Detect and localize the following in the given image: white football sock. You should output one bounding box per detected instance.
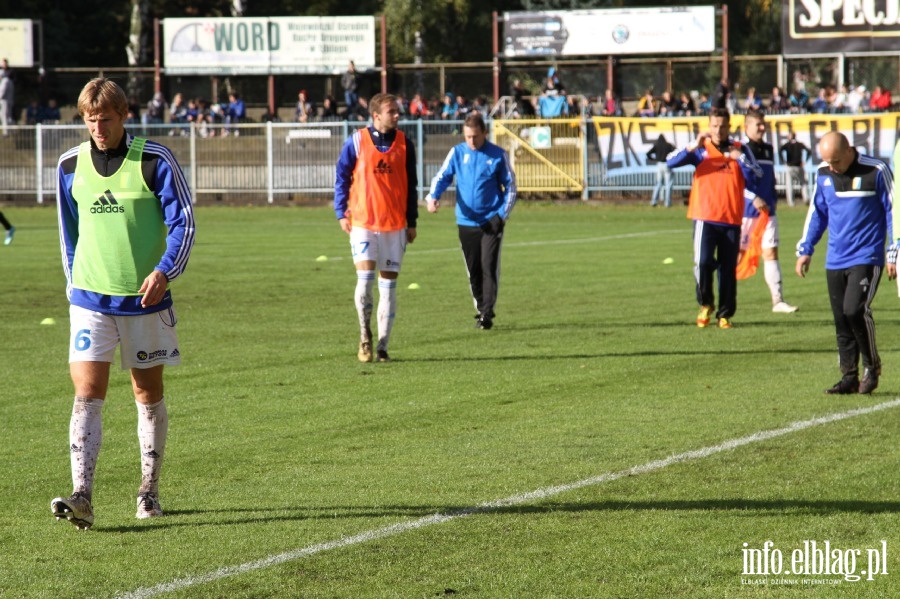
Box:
[764,259,784,305]
[377,277,397,352]
[355,270,375,340]
[136,398,168,496]
[70,396,104,500]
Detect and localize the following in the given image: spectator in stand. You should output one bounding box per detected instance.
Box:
[511,79,535,117]
[409,93,430,119]
[196,98,216,137]
[538,85,568,118]
[792,70,809,95]
[472,95,489,119]
[126,96,141,125]
[169,93,187,132]
[547,66,562,89]
[320,95,338,121]
[24,99,41,125]
[657,90,677,117]
[675,92,696,116]
[427,97,442,117]
[0,58,14,136]
[601,89,622,116]
[351,96,369,122]
[869,84,892,111]
[822,85,838,112]
[296,89,313,123]
[224,92,245,135]
[440,92,458,120]
[395,94,409,117]
[341,60,359,113]
[811,88,829,113]
[637,89,656,117]
[789,87,809,113]
[743,86,762,112]
[184,97,200,128]
[456,94,472,118]
[542,73,565,97]
[142,92,167,127]
[712,77,730,110]
[832,84,849,113]
[581,96,597,117]
[847,85,866,113]
[768,87,790,113]
[697,93,712,115]
[43,98,61,123]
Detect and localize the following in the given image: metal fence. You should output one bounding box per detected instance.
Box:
[0,115,866,204]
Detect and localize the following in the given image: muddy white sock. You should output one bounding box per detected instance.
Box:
[70,396,104,500]
[136,398,168,496]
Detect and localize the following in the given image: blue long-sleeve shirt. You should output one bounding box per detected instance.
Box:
[56,133,195,315]
[428,140,517,227]
[743,139,777,217]
[333,126,418,228]
[796,151,894,269]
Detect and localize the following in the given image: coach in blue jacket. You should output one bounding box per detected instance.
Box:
[427,113,517,329]
[796,131,897,395]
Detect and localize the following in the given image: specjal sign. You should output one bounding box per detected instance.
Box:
[783,0,900,54]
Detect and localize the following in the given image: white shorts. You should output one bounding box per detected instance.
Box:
[350,227,407,272]
[740,214,779,251]
[69,305,181,370]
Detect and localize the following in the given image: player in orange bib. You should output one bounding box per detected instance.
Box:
[667,107,762,329]
[334,93,419,362]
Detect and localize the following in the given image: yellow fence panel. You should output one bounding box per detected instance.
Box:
[493,119,584,193]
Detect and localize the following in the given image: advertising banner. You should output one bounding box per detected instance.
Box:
[503,7,715,57]
[592,113,900,175]
[783,0,900,54]
[163,16,375,75]
[0,19,34,67]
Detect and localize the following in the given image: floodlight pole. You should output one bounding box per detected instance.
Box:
[492,11,500,104]
[380,15,388,93]
[607,56,614,93]
[154,18,161,93]
[721,4,728,82]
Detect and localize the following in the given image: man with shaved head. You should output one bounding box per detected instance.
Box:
[796,131,897,395]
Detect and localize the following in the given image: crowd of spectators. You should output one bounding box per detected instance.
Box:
[624,77,895,119]
[4,66,898,132]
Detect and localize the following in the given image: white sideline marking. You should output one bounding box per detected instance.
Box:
[316,229,685,261]
[117,398,900,598]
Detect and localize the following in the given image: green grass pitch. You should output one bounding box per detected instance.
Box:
[0,202,897,598]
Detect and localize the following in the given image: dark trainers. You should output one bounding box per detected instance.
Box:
[475,313,494,330]
[51,492,94,530]
[825,378,859,395]
[859,370,879,394]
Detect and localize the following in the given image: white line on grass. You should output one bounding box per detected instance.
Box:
[116,398,900,598]
[316,229,685,261]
